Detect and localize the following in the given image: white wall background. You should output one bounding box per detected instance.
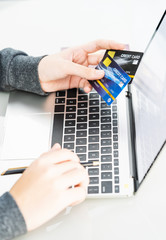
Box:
[0,0,165,56]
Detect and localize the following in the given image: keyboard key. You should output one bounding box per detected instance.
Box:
[65,120,75,127]
[89,107,99,113]
[67,88,77,98]
[88,168,99,175]
[67,99,76,105]
[113,151,119,158]
[78,102,87,108]
[112,105,117,111]
[65,128,75,134]
[113,127,118,134]
[89,136,99,142]
[89,100,99,106]
[88,152,99,159]
[114,159,119,166]
[114,167,119,175]
[55,98,65,104]
[55,105,65,113]
[88,144,99,151]
[101,163,112,171]
[113,120,118,126]
[89,114,99,120]
[114,176,119,184]
[88,186,99,194]
[64,135,75,142]
[89,128,99,135]
[101,124,111,131]
[77,116,87,122]
[101,139,112,146]
[78,95,88,101]
[101,109,111,116]
[56,91,65,97]
[77,154,86,161]
[76,138,87,145]
[76,146,86,153]
[89,93,99,98]
[101,117,111,123]
[101,131,111,138]
[115,185,120,193]
[112,113,118,119]
[101,102,111,108]
[101,147,112,154]
[77,109,87,115]
[101,155,112,162]
[101,172,112,179]
[66,106,76,112]
[64,143,74,149]
[89,177,99,184]
[52,114,64,147]
[66,113,76,119]
[76,131,87,137]
[113,135,118,141]
[89,121,99,128]
[113,142,118,149]
[101,181,112,193]
[77,123,87,130]
[78,88,86,94]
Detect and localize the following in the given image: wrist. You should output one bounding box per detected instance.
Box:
[38,55,49,89]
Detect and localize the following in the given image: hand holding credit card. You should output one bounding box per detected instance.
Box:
[89,49,143,105]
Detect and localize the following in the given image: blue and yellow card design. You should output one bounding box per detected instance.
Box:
[89,54,131,105]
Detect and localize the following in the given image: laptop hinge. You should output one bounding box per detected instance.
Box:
[125,85,139,192]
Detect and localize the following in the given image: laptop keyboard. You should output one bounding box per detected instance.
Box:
[52,88,120,195]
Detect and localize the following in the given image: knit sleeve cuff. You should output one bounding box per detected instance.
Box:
[0,192,27,239]
[8,53,47,96]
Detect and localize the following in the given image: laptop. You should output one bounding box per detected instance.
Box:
[1,11,166,197]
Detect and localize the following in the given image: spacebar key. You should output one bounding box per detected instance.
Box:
[52,114,64,147]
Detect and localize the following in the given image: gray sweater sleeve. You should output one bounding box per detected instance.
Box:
[0,48,48,239]
[0,48,47,95]
[0,192,27,240]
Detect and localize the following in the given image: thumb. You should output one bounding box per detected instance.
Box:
[67,61,104,80]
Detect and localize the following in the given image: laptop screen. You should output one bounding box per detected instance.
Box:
[132,11,166,184]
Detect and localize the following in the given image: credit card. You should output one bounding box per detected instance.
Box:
[106,50,143,80]
[89,55,131,105]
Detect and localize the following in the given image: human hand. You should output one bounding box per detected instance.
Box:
[10,144,89,231]
[38,39,125,93]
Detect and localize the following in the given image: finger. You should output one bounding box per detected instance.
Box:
[84,84,93,93]
[81,39,125,54]
[87,52,104,65]
[41,149,80,164]
[60,168,89,190]
[51,143,61,151]
[64,187,86,206]
[77,78,92,93]
[67,61,104,80]
[83,81,93,93]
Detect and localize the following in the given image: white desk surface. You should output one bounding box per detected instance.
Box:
[0,0,166,239]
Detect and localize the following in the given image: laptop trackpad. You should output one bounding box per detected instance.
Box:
[2,114,52,160]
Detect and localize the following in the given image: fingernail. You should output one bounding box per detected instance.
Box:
[84,86,91,93]
[54,143,61,150]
